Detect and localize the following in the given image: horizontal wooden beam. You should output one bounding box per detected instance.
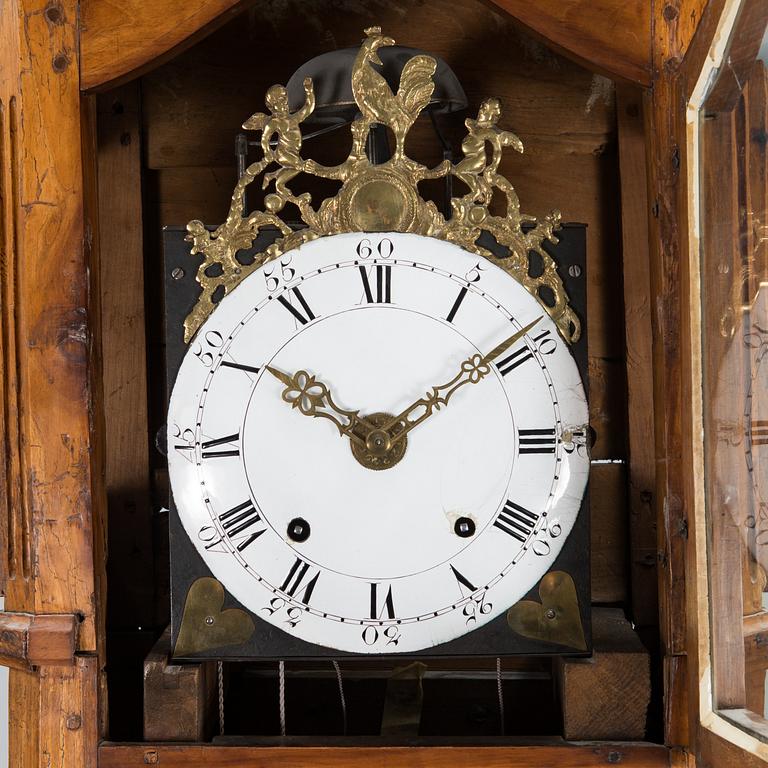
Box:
[99,743,670,767]
[483,0,651,85]
[0,612,78,670]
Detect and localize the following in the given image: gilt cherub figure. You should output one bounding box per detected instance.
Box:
[454,97,524,216]
[242,78,315,210]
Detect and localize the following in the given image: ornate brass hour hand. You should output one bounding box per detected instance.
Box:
[265,366,378,448]
[382,316,543,445]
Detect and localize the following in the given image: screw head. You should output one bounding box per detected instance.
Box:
[454,517,476,538]
[288,517,310,542]
[171,267,185,280]
[568,264,582,278]
[205,615,215,626]
[545,608,557,620]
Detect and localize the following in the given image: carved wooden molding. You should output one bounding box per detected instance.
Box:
[0,612,78,670]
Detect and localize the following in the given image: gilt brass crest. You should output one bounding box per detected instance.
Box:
[184,26,580,344]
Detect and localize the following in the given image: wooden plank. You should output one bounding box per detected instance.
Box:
[99,743,672,768]
[79,0,251,91]
[141,2,615,171]
[143,628,217,741]
[616,86,658,628]
[96,84,155,629]
[9,656,99,768]
[555,608,650,740]
[644,0,712,749]
[483,0,652,86]
[590,463,628,603]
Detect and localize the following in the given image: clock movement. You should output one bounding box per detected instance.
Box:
[164,26,591,660]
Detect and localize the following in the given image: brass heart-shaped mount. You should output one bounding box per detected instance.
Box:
[174,577,255,656]
[507,571,587,651]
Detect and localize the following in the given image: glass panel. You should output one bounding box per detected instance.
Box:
[701,5,768,741]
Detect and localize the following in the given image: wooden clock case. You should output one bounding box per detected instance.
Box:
[0,0,762,766]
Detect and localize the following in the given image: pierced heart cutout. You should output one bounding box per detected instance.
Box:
[507,571,587,651]
[174,577,255,656]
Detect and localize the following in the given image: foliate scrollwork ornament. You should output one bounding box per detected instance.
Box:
[184,26,580,344]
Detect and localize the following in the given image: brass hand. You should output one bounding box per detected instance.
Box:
[265,366,379,449]
[382,316,543,445]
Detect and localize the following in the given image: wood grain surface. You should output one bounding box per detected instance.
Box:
[484,0,651,85]
[99,742,671,768]
[80,0,251,91]
[0,0,103,764]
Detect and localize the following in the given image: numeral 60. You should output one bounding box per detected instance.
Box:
[356,238,394,259]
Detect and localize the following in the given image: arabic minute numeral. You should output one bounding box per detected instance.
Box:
[264,255,296,292]
[193,330,223,367]
[356,237,394,260]
[362,624,401,647]
[463,591,492,625]
[532,517,563,557]
[495,328,556,376]
[262,597,303,628]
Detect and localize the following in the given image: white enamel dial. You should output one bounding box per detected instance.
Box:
[168,232,589,653]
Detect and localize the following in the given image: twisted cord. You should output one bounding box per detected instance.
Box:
[278,660,287,736]
[496,657,505,736]
[332,661,348,735]
[217,661,225,736]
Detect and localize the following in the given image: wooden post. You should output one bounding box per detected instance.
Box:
[143,628,217,742]
[555,608,651,740]
[0,0,104,764]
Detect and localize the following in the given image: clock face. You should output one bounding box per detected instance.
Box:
[168,232,589,654]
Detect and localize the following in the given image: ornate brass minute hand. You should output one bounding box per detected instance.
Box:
[382,316,543,446]
[265,366,379,448]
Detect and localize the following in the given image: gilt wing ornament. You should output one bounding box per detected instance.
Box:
[184,26,580,344]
